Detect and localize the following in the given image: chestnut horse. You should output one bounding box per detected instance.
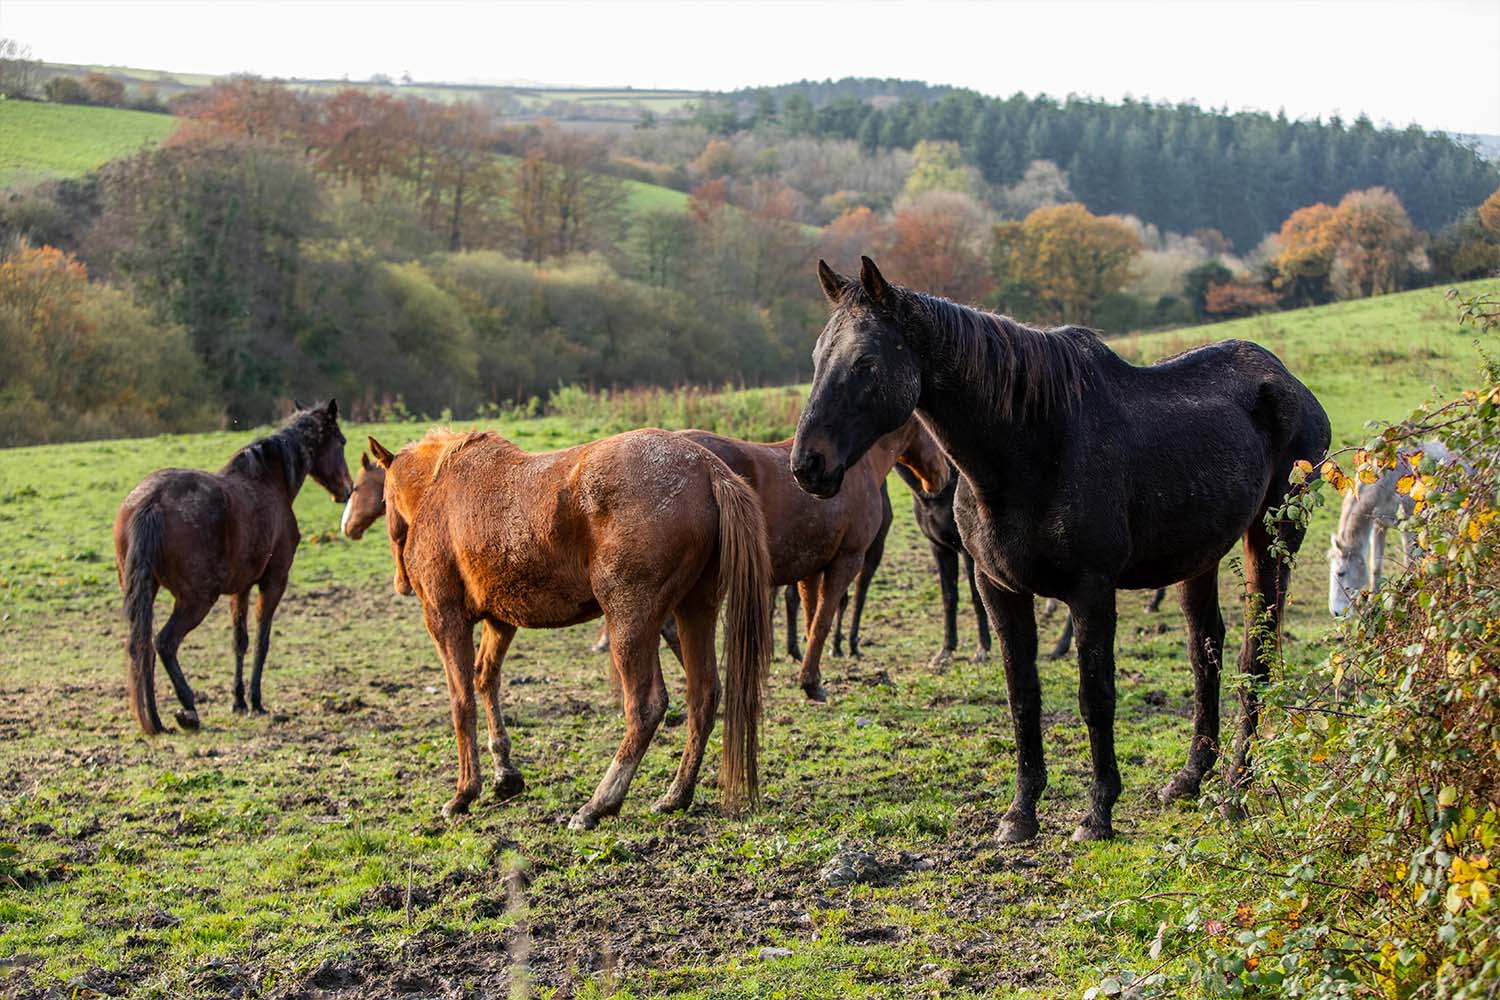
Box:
[677,418,948,701]
[114,400,352,733]
[792,258,1329,842]
[367,428,773,828]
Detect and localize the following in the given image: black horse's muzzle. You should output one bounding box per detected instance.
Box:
[790,449,845,499]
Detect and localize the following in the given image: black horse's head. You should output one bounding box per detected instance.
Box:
[294,398,354,504]
[791,256,921,498]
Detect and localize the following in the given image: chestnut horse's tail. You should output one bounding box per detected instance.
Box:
[121,503,165,735]
[710,466,774,814]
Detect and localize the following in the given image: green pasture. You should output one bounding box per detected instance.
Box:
[0,101,176,190]
[0,282,1493,998]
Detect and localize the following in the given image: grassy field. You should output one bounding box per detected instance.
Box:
[0,282,1493,998]
[0,101,177,190]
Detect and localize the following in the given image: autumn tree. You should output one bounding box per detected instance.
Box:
[505,128,624,262]
[82,72,125,107]
[176,76,313,144]
[881,191,991,302]
[1269,202,1339,306]
[1480,189,1500,236]
[817,206,892,276]
[991,202,1140,324]
[1329,187,1419,299]
[902,140,974,198]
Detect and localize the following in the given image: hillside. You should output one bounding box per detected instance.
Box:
[0,100,176,188]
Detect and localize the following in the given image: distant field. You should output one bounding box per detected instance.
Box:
[0,101,176,189]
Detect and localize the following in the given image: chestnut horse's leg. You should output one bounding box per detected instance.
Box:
[425,605,482,817]
[248,575,286,715]
[476,620,523,800]
[653,586,721,814]
[784,587,803,662]
[929,541,960,669]
[229,590,251,713]
[156,592,216,731]
[980,578,1045,844]
[1069,583,1121,842]
[570,619,667,830]
[798,554,861,702]
[1160,567,1224,804]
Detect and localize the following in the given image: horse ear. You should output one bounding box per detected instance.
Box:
[860,255,896,311]
[325,398,339,419]
[360,451,372,471]
[368,437,395,468]
[293,398,307,411]
[817,259,849,303]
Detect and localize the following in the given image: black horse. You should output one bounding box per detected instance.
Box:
[894,463,992,668]
[791,258,1330,843]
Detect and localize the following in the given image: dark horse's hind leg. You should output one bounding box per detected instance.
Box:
[248,576,286,714]
[1049,614,1074,660]
[978,578,1046,844]
[156,592,216,731]
[1146,587,1167,613]
[929,542,960,669]
[840,512,890,659]
[1159,567,1225,804]
[784,587,803,662]
[477,621,524,801]
[1069,585,1121,842]
[230,590,251,713]
[963,550,991,662]
[1227,515,1299,814]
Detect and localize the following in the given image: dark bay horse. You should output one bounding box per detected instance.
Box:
[678,420,948,702]
[894,462,991,668]
[114,400,353,734]
[791,258,1330,842]
[367,428,773,827]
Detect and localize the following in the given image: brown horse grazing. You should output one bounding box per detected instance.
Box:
[678,418,948,702]
[367,428,773,828]
[114,401,353,734]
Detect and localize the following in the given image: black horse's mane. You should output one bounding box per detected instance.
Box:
[222,409,329,493]
[898,288,1093,421]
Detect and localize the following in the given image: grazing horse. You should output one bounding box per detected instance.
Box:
[678,420,948,701]
[367,428,773,828]
[1328,440,1451,616]
[114,400,353,734]
[791,258,1330,842]
[894,463,991,668]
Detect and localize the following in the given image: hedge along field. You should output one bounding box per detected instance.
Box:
[0,102,177,189]
[0,283,1492,999]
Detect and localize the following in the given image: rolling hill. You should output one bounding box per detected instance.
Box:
[0,100,177,188]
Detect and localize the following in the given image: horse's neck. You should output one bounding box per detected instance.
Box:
[863,426,910,479]
[227,432,304,502]
[1337,490,1379,559]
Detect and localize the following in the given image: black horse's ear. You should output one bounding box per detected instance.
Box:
[860,256,896,311]
[293,398,307,411]
[368,437,395,468]
[325,398,338,418]
[360,451,372,471]
[816,259,848,303]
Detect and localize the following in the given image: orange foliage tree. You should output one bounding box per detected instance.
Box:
[990,202,1140,324]
[1273,188,1420,302]
[880,191,992,302]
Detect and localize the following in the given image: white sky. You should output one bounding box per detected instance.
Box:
[3,0,1498,134]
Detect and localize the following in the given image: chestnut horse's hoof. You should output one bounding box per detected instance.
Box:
[928,648,954,670]
[174,709,200,731]
[1158,770,1203,805]
[493,768,525,801]
[651,792,690,814]
[442,795,475,820]
[567,809,600,831]
[996,813,1039,844]
[1071,820,1114,843]
[801,681,828,703]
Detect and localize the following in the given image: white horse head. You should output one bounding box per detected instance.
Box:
[1327,530,1368,617]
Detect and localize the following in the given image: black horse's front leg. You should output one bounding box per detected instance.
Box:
[1070,587,1121,841]
[977,578,1046,843]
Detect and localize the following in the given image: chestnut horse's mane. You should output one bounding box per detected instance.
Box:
[404,428,510,482]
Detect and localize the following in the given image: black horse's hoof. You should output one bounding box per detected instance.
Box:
[970,646,991,664]
[175,709,200,731]
[929,648,954,670]
[1158,771,1202,805]
[494,768,526,801]
[996,814,1040,844]
[249,705,268,717]
[1071,821,1114,843]
[801,681,828,703]
[231,702,248,715]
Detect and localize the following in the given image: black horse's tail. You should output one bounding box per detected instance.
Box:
[121,503,165,735]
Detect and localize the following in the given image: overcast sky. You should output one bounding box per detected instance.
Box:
[4,0,1498,134]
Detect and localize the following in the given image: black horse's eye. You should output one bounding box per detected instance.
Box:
[853,356,877,373]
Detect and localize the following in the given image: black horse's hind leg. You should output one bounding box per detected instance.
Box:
[230,589,251,713]
[784,587,803,662]
[930,543,960,669]
[248,576,287,715]
[963,550,991,662]
[978,578,1045,844]
[1049,614,1074,660]
[1159,568,1224,804]
[844,500,891,659]
[832,592,848,657]
[1070,586,1121,841]
[156,592,216,731]
[1227,516,1298,813]
[1145,587,1167,612]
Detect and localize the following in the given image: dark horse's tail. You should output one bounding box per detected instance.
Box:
[709,466,774,814]
[120,503,165,735]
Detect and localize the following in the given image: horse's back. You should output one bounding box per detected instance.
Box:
[116,468,238,594]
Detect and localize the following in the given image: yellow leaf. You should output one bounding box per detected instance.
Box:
[1410,478,1428,502]
[1396,475,1416,495]
[1472,879,1492,906]
[1358,468,1379,484]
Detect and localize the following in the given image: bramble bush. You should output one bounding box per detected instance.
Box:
[1092,287,1499,998]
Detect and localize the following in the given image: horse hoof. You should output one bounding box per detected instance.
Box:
[996,815,1039,844]
[970,647,990,664]
[801,682,828,703]
[493,769,526,801]
[1158,772,1202,805]
[1071,821,1114,843]
[231,702,248,715]
[249,704,268,716]
[174,710,200,731]
[442,796,474,820]
[929,648,954,670]
[567,809,599,831]
[831,647,844,659]
[651,793,689,814]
